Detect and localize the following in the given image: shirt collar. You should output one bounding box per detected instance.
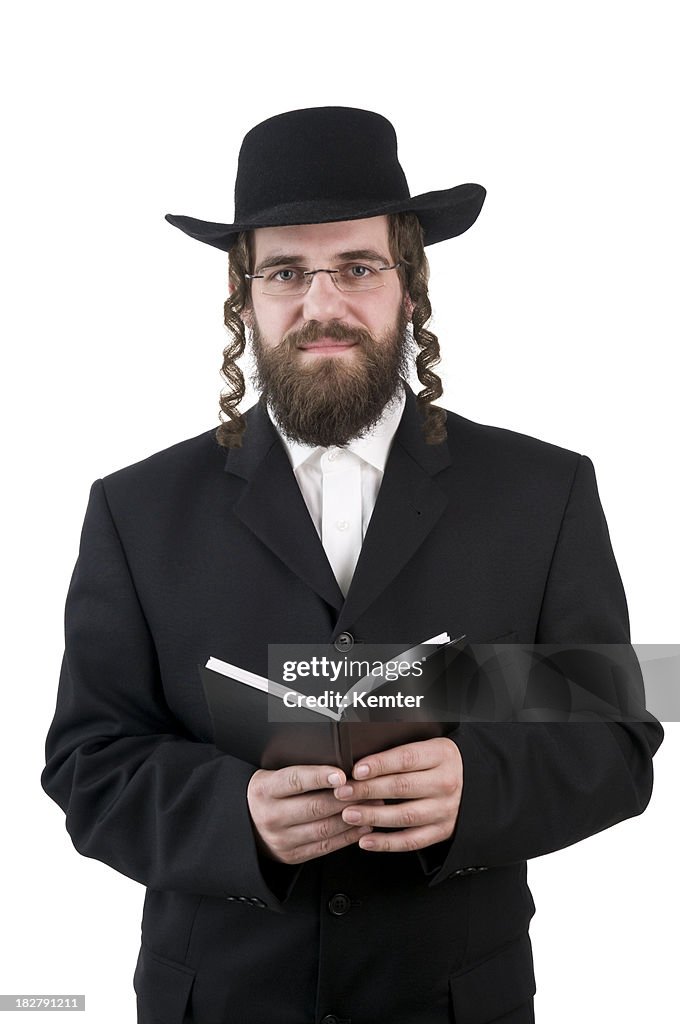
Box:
[267,380,406,473]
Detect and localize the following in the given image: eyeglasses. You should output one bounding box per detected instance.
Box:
[245,260,404,296]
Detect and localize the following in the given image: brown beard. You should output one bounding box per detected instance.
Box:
[249,303,414,447]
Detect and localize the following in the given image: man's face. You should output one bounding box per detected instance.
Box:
[241,216,415,447]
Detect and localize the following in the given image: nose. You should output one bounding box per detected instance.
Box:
[300,270,349,322]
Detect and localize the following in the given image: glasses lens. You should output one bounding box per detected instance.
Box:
[335,262,388,292]
[260,268,307,295]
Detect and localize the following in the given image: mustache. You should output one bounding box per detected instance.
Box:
[281,321,375,350]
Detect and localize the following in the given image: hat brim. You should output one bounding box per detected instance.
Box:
[165,183,486,253]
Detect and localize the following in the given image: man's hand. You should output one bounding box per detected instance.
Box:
[333,737,463,853]
[247,764,380,865]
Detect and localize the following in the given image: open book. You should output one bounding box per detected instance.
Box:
[199,632,465,773]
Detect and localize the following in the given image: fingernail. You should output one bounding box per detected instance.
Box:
[359,837,375,849]
[344,810,362,823]
[354,764,370,778]
[358,826,373,835]
[335,785,353,799]
[327,772,342,786]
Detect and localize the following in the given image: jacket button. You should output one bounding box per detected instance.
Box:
[448,866,489,878]
[334,632,354,652]
[251,897,268,908]
[320,1017,340,1024]
[328,893,352,916]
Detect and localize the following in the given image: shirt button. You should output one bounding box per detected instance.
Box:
[334,632,354,652]
[327,449,342,462]
[328,893,352,916]
[320,1016,340,1024]
[336,519,349,531]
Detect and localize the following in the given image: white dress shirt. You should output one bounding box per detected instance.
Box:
[267,383,407,597]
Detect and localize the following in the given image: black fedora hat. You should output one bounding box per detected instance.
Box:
[165,106,486,253]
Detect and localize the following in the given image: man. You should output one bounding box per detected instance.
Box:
[41,107,663,1024]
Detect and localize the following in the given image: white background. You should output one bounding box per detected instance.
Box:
[2,2,677,1021]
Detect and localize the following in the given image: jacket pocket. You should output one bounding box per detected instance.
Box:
[133,943,195,1024]
[448,933,535,1024]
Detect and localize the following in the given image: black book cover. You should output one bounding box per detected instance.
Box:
[199,633,466,773]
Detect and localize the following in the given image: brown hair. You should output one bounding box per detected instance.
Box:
[216,212,447,448]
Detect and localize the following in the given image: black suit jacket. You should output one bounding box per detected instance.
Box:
[42,384,663,1024]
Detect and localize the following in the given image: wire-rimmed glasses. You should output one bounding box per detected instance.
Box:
[245,260,404,296]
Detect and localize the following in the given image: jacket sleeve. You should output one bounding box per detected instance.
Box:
[41,478,300,911]
[418,454,664,884]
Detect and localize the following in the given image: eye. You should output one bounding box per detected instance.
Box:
[346,263,378,278]
[267,268,302,283]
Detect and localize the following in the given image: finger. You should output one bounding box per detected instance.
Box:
[334,771,438,803]
[266,792,385,831]
[357,824,452,853]
[266,789,351,829]
[341,798,440,829]
[264,765,347,799]
[352,739,446,781]
[289,823,374,864]
[279,811,369,851]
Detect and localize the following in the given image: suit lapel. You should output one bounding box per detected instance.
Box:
[224,384,451,627]
[334,385,451,632]
[225,400,345,611]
